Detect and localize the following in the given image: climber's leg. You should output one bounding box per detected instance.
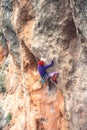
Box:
[48,71,59,83]
[41,74,49,90]
[47,78,52,90]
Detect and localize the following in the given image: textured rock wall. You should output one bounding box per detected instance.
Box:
[70,1,87,130]
[0,0,87,130]
[70,0,87,40]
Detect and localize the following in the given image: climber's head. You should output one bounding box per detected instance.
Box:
[38,60,44,66]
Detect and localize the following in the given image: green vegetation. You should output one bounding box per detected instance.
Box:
[6,113,12,124]
[0,86,6,93]
[0,31,3,36]
[0,66,6,93]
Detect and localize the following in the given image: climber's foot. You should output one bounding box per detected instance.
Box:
[54,80,58,84]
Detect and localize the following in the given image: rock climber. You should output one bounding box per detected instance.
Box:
[38,58,59,84]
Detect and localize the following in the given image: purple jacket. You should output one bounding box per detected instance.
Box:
[38,60,54,77]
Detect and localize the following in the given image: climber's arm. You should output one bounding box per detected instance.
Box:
[44,60,54,69]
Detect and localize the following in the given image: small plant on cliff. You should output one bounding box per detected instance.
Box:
[0,86,6,93]
[0,31,3,36]
[0,66,6,93]
[6,113,12,124]
[0,74,6,93]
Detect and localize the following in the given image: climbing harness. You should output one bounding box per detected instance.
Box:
[41,73,58,86]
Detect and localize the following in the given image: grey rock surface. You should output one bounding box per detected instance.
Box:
[0,0,87,130]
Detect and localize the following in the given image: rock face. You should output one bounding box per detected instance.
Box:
[0,0,87,130]
[70,0,87,40]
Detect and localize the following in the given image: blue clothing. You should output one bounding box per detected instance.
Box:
[38,60,54,77]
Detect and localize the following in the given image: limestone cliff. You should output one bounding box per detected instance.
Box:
[0,0,87,130]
